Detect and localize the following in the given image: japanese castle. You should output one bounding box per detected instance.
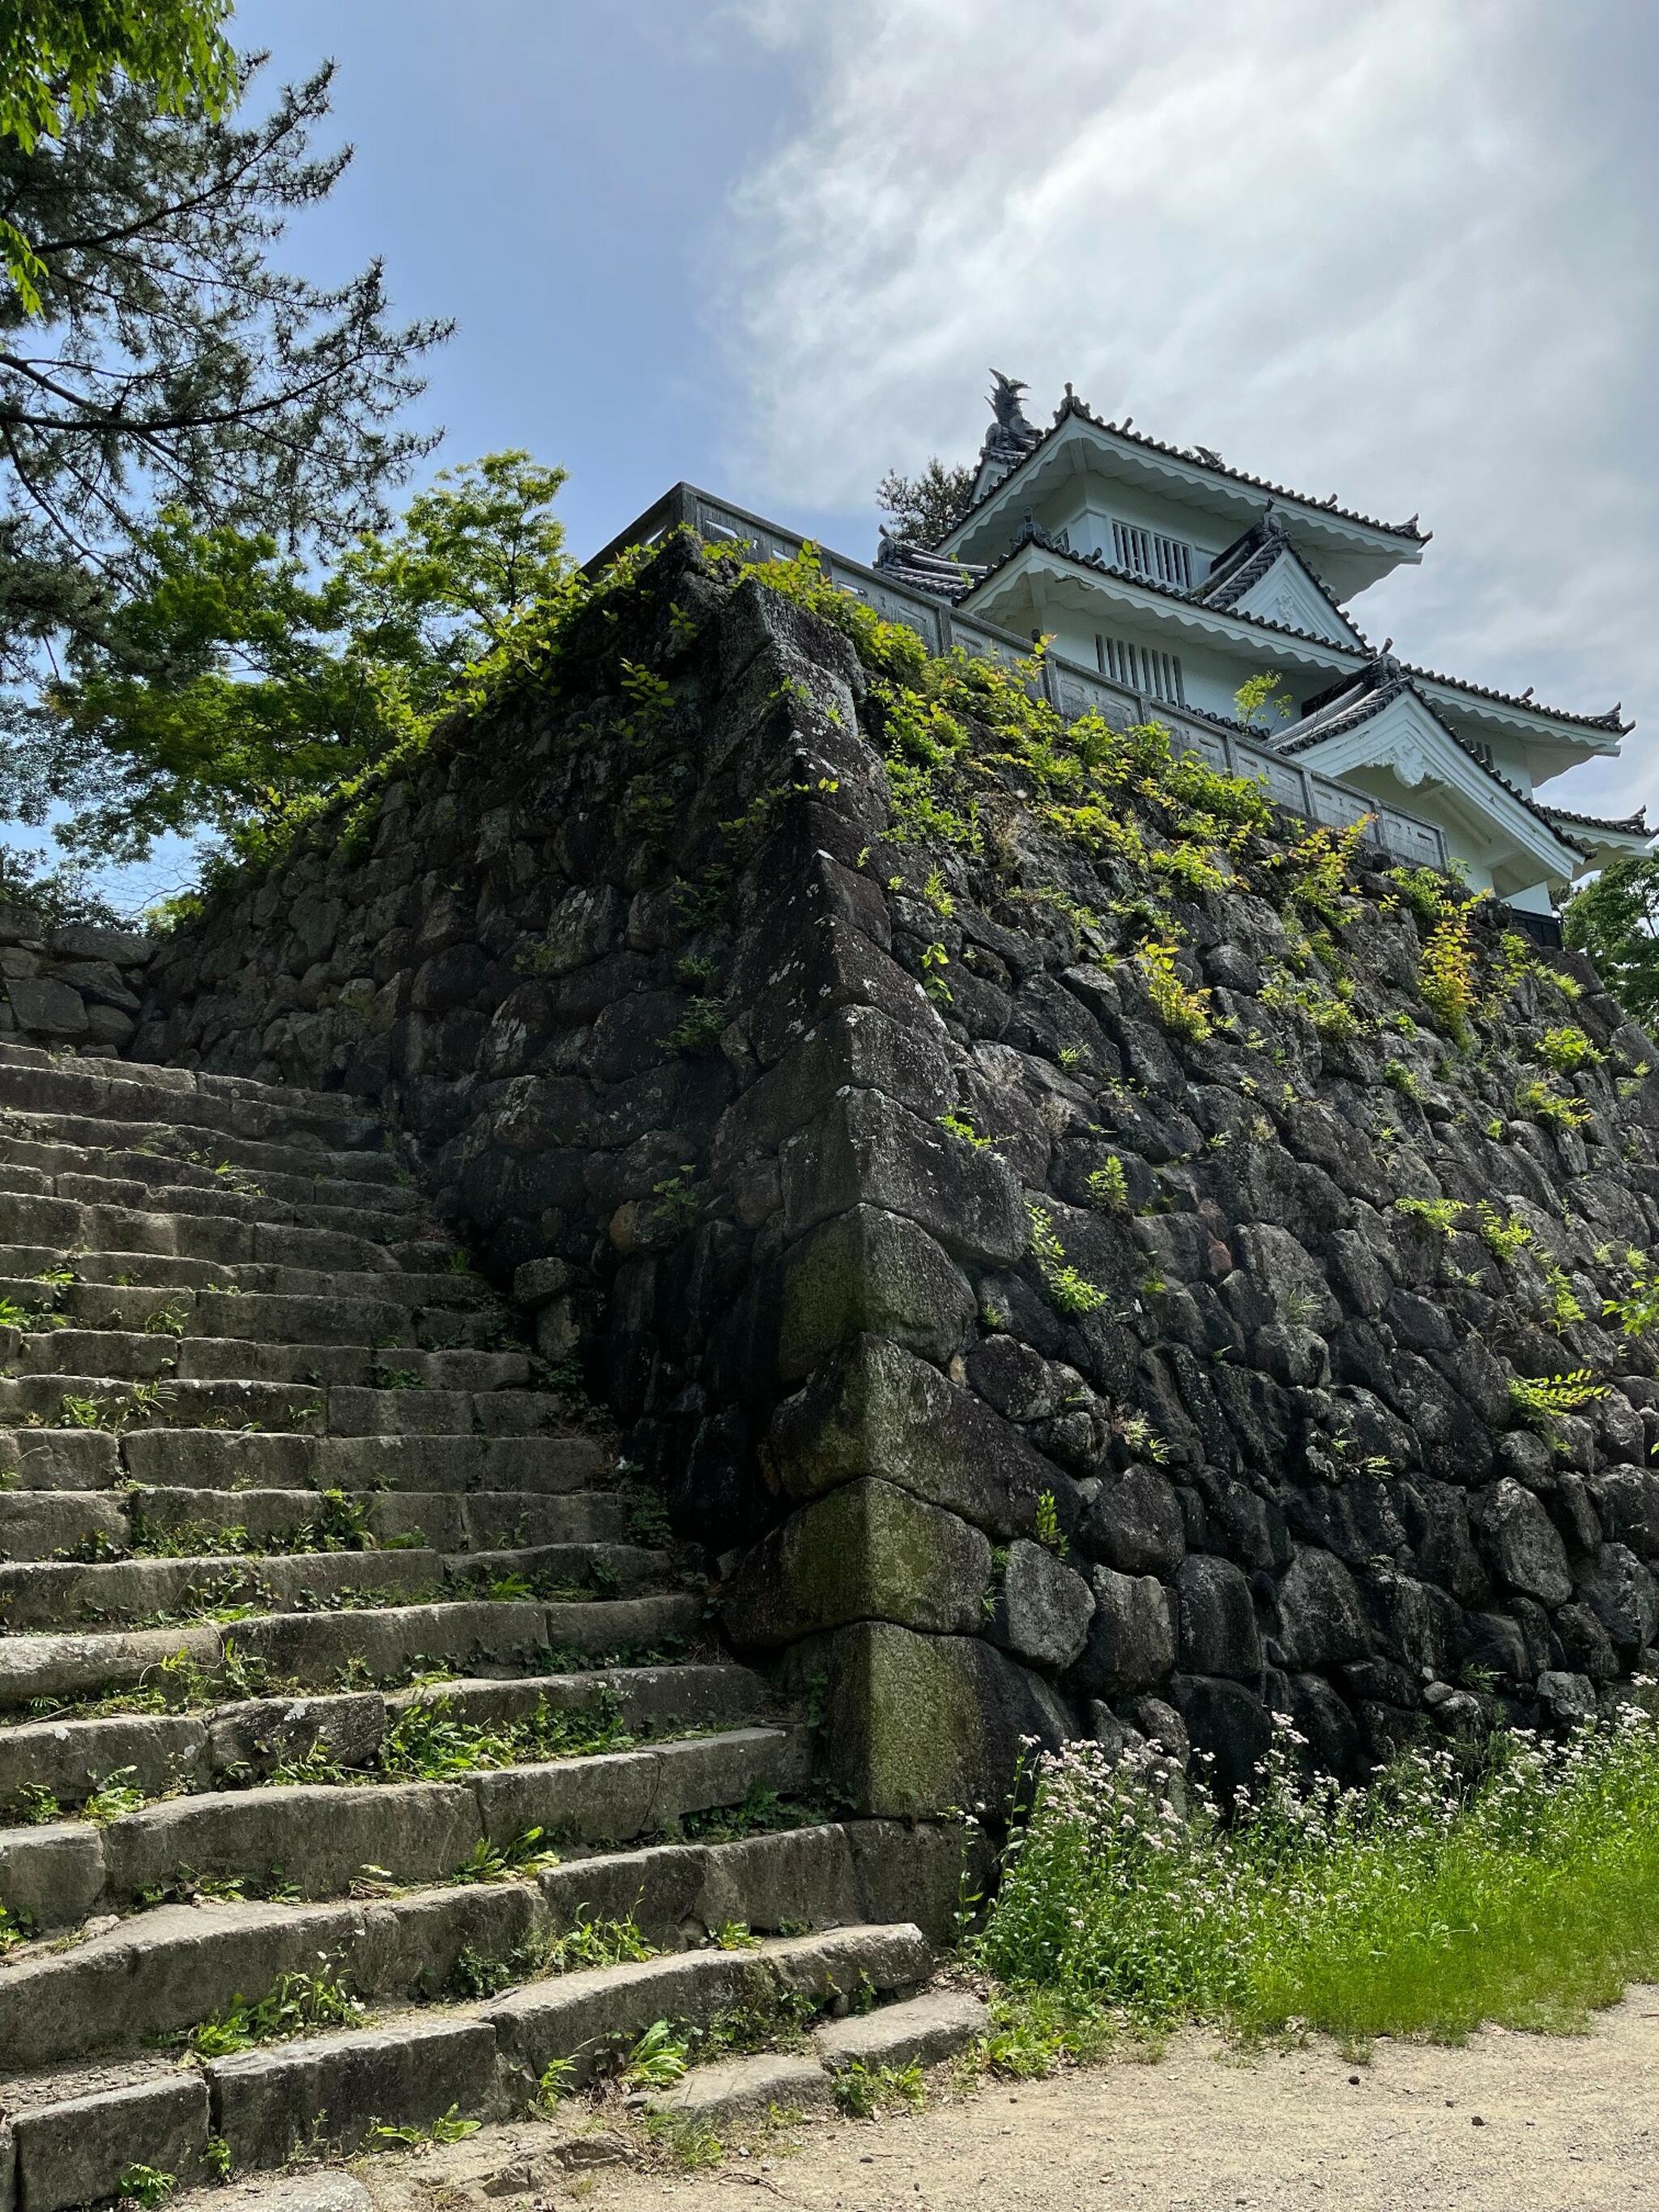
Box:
[597,374,1648,936]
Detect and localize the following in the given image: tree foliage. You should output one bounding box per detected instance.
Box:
[19,451,569,863]
[0,0,237,307]
[875,457,975,545]
[1562,854,1659,1025]
[0,49,448,693]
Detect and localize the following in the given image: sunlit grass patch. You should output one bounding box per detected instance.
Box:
[973,1698,1659,2063]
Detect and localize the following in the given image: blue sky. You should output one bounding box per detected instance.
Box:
[88,1,1659,897]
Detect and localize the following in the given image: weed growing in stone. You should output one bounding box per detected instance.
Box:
[1473,1204,1532,1262]
[1391,1196,1465,1236]
[833,2057,926,2118]
[1507,1369,1606,1444]
[115,2166,177,2209]
[975,1704,1659,2058]
[1027,1206,1107,1317]
[183,1962,364,2056]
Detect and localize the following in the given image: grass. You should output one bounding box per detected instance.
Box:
[972,1705,1659,2066]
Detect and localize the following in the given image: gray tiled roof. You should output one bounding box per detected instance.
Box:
[1542,801,1650,839]
[1282,667,1589,859]
[957,521,1628,738]
[943,386,1431,553]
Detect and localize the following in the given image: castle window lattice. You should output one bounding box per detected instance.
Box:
[1096,632,1187,707]
[1112,518,1196,590]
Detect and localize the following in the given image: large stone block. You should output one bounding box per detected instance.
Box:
[1273,1547,1371,1667]
[1171,1673,1274,1809]
[1068,1563,1175,1696]
[1175,1554,1263,1681]
[711,1003,955,1179]
[4,978,86,1038]
[766,1332,1071,1541]
[782,1087,1027,1264]
[1078,1464,1186,1576]
[988,1539,1095,1673]
[1478,1477,1572,1608]
[722,1477,992,1646]
[794,1621,1069,1819]
[778,1204,975,1379]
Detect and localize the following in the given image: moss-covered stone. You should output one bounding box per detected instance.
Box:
[766,1332,1074,1542]
[721,1477,991,1647]
[788,1621,1069,1819]
[778,1205,975,1380]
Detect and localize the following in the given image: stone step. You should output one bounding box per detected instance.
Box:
[0,1427,607,1496]
[642,1986,990,2130]
[0,1155,426,1225]
[1,1824,868,2061]
[0,1043,378,1147]
[0,1481,630,1562]
[0,1190,435,1273]
[0,1592,702,1711]
[0,1103,410,1187]
[0,1536,667,1629]
[0,1244,493,1306]
[33,1283,510,1350]
[1,1327,533,1391]
[0,1882,940,2206]
[0,1724,809,1935]
[0,1373,576,1435]
[0,1662,770,1813]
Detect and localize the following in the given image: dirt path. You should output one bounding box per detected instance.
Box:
[312,1989,1659,2212]
[584,1996,1659,2212]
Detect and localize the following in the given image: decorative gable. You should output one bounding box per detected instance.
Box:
[1229,547,1365,649]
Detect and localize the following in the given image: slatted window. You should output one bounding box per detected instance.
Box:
[1094,633,1186,706]
[1111,519,1195,590]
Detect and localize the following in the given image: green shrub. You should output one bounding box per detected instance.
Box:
[974,1706,1659,2048]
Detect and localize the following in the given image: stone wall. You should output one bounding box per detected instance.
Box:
[134,535,1659,1822]
[0,911,156,1053]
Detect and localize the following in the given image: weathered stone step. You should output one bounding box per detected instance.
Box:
[1,1170,423,1244]
[0,1042,378,1147]
[0,1481,629,1562]
[35,1283,510,1350]
[117,1429,610,1495]
[0,1373,576,1436]
[0,1535,665,1629]
[642,1985,989,2130]
[0,1097,407,1185]
[2,1327,532,1391]
[0,1189,433,1272]
[0,1152,425,1221]
[0,1426,606,1496]
[2,1826,874,2061]
[0,1662,767,1813]
[0,1243,493,1306]
[0,1592,701,1711]
[0,1869,942,2204]
[0,1725,808,1936]
[0,1114,409,1191]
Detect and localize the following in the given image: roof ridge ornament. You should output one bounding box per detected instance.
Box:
[982,369,1041,467]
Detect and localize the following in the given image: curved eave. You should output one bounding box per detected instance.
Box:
[962,542,1363,680]
[938,411,1426,592]
[1412,679,1626,763]
[963,540,1629,760]
[1294,708,1585,885]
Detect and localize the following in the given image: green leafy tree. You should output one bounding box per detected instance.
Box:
[0,49,448,702]
[876,458,975,545]
[23,453,569,863]
[0,0,238,307]
[1562,854,1659,1025]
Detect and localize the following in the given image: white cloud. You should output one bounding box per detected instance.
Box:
[715,0,1659,814]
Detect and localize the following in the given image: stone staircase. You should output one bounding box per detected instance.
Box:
[0,1045,967,2210]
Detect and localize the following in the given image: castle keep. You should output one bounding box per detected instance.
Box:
[0,399,1657,2193]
